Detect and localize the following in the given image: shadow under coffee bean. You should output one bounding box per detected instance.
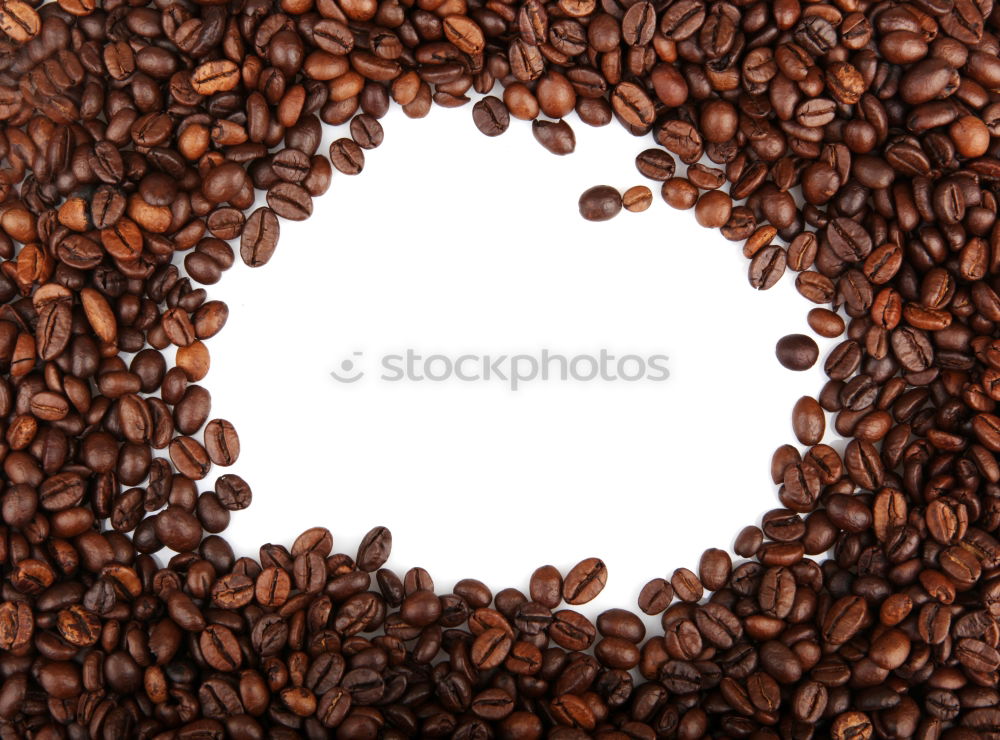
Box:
[0,1,999,739]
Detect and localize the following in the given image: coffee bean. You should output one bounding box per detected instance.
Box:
[215,474,252,511]
[612,82,655,128]
[154,505,202,552]
[563,558,608,605]
[356,526,392,571]
[350,114,384,149]
[472,627,513,669]
[734,526,763,557]
[529,565,563,609]
[472,96,510,137]
[241,207,280,267]
[807,308,845,338]
[623,186,652,212]
[749,245,787,290]
[0,0,40,42]
[776,334,819,371]
[537,71,577,119]
[0,601,33,651]
[200,624,242,672]
[266,183,313,221]
[695,190,732,228]
[671,568,703,603]
[191,60,241,96]
[329,138,365,175]
[202,162,248,204]
[532,119,575,155]
[635,149,676,181]
[661,178,698,209]
[271,149,311,183]
[792,396,825,445]
[656,120,703,164]
[204,419,239,466]
[579,186,622,222]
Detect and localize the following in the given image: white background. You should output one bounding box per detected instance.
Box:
[198,101,840,618]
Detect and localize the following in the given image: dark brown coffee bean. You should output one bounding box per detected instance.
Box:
[329,138,365,175]
[776,334,819,371]
[356,526,392,571]
[563,558,607,605]
[661,177,699,209]
[350,114,384,149]
[271,149,311,183]
[822,595,868,646]
[612,82,655,128]
[579,186,622,222]
[266,183,313,221]
[656,120,703,164]
[749,245,787,290]
[215,474,252,511]
[204,419,239,466]
[532,119,575,155]
[200,624,242,672]
[472,96,510,137]
[241,207,280,267]
[529,565,562,609]
[635,149,676,181]
[671,568,703,603]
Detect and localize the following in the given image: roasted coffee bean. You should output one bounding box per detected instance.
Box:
[241,207,280,267]
[191,60,240,95]
[579,186,622,222]
[350,114,384,149]
[215,474,252,511]
[623,186,652,213]
[271,149,311,183]
[356,526,392,571]
[612,82,655,128]
[266,183,313,221]
[808,308,845,338]
[329,138,365,175]
[204,419,239,466]
[776,334,819,371]
[695,191,732,229]
[792,396,825,445]
[0,0,39,43]
[661,177,699,210]
[749,246,787,290]
[563,558,607,604]
[635,149,676,181]
[532,119,575,155]
[472,96,510,137]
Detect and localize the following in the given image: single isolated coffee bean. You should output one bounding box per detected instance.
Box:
[775,334,819,371]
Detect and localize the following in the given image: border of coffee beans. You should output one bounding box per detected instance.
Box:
[2,0,1000,738]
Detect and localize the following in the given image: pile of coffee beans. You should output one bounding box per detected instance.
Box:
[2,0,1000,737]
